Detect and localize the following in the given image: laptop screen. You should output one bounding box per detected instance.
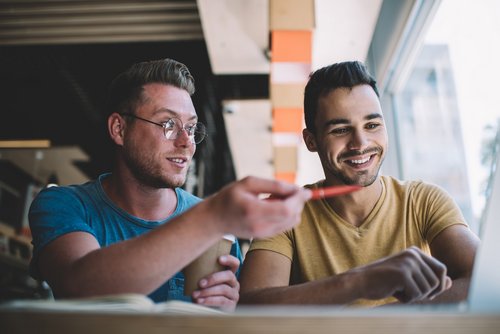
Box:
[468,145,500,312]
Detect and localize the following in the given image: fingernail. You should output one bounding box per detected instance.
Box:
[192,291,200,298]
[219,255,227,262]
[199,279,207,287]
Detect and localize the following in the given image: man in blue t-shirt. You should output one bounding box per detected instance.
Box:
[29,58,311,311]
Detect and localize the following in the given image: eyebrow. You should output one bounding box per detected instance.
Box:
[323,113,384,128]
[153,108,198,121]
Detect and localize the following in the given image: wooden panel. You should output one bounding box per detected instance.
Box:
[273,108,303,133]
[271,30,312,62]
[270,0,315,30]
[270,83,305,108]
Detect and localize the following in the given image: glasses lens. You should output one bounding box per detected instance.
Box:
[163,119,177,140]
[163,118,207,144]
[191,123,207,144]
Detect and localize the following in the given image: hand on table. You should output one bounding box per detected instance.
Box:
[191,254,240,311]
[354,246,452,303]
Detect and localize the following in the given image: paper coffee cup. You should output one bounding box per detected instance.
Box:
[183,234,235,296]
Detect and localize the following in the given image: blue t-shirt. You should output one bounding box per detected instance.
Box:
[29,173,242,303]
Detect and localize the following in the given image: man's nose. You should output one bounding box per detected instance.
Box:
[173,127,194,146]
[348,130,368,150]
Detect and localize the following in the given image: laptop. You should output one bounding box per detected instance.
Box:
[376,147,500,314]
[377,147,500,314]
[468,146,500,313]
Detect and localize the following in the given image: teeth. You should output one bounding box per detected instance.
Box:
[169,158,185,163]
[349,157,370,164]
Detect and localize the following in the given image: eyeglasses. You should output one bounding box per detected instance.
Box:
[120,113,207,144]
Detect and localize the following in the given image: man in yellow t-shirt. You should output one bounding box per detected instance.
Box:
[239,61,480,307]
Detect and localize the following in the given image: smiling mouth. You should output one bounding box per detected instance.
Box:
[167,157,187,165]
[344,154,375,167]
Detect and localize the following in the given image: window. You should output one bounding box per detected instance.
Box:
[383,0,500,233]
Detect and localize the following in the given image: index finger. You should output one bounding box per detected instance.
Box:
[218,255,240,274]
[240,176,310,199]
[419,251,450,299]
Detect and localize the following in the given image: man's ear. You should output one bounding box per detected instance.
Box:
[302,128,318,152]
[108,113,125,146]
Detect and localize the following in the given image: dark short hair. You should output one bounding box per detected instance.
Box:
[304,61,379,133]
[106,58,195,117]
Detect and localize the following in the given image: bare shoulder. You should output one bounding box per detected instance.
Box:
[240,249,292,292]
[430,224,479,277]
[37,232,100,285]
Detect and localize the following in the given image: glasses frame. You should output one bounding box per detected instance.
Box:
[119,113,207,145]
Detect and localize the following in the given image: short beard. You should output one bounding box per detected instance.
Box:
[331,147,384,186]
[332,168,379,187]
[122,146,185,189]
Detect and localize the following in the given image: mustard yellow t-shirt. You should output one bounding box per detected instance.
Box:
[248,176,468,307]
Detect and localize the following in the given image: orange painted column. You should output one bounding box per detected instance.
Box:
[269,0,315,184]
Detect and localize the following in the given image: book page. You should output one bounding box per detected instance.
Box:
[1,293,154,313]
[1,294,225,315]
[154,300,224,315]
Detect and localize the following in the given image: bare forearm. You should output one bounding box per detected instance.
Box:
[240,272,361,305]
[424,277,469,303]
[47,202,224,298]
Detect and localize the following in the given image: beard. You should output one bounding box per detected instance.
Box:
[121,142,188,189]
[327,147,384,187]
[330,167,380,186]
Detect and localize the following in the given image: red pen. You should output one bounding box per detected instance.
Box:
[310,185,362,200]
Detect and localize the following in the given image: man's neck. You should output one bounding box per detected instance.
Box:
[324,177,383,227]
[101,172,178,222]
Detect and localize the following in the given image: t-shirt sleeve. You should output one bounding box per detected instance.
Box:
[413,182,469,243]
[246,230,294,261]
[29,186,96,279]
[230,240,244,278]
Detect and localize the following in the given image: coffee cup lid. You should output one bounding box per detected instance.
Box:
[223,234,236,243]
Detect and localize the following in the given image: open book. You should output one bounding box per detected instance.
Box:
[0,293,224,315]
